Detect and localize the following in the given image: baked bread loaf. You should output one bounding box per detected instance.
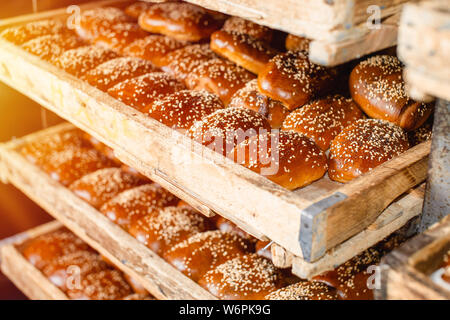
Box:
[281,95,364,150]
[266,281,339,300]
[228,79,290,128]
[93,22,148,53]
[107,72,185,112]
[163,230,250,281]
[258,50,338,110]
[22,34,85,62]
[186,58,255,105]
[69,167,147,209]
[222,17,273,41]
[128,206,214,255]
[328,119,409,183]
[147,90,224,130]
[123,35,187,67]
[100,183,179,230]
[198,254,284,300]
[349,55,433,131]
[0,19,68,45]
[229,130,328,190]
[285,34,310,51]
[82,57,157,91]
[138,2,223,41]
[187,107,271,156]
[210,30,278,74]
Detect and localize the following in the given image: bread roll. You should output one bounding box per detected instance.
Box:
[281,95,364,150]
[349,55,433,131]
[215,216,257,245]
[147,90,224,130]
[0,19,68,45]
[285,34,310,51]
[229,130,328,190]
[22,34,85,62]
[188,107,271,156]
[107,72,185,112]
[258,50,338,110]
[124,1,155,19]
[222,17,273,41]
[228,79,290,128]
[328,119,409,183]
[266,281,339,300]
[93,23,148,53]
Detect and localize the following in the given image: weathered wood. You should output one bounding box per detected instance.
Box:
[377,215,450,300]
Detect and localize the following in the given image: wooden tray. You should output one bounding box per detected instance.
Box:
[0,1,430,264]
[377,215,450,300]
[0,221,69,300]
[0,123,425,279]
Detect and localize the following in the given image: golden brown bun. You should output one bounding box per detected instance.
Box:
[215,216,257,245]
[147,90,224,130]
[138,2,223,41]
[123,35,187,67]
[258,50,338,110]
[93,22,148,53]
[159,44,218,81]
[210,30,278,74]
[55,45,119,77]
[198,254,285,300]
[100,184,179,231]
[123,273,148,295]
[163,230,250,282]
[187,107,271,156]
[107,72,185,112]
[281,95,364,150]
[67,269,132,300]
[21,229,91,270]
[69,168,147,209]
[266,281,339,300]
[186,58,256,105]
[122,293,155,300]
[82,133,121,165]
[124,1,155,19]
[222,16,273,41]
[42,250,108,292]
[82,57,157,91]
[229,130,328,190]
[128,206,214,255]
[228,79,290,129]
[255,240,272,260]
[22,34,85,62]
[285,34,310,51]
[0,19,68,45]
[349,55,433,131]
[328,119,409,183]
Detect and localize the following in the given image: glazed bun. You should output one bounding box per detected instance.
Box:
[229,130,328,190]
[163,230,250,281]
[266,281,339,300]
[0,19,68,45]
[100,184,179,230]
[69,168,147,209]
[281,95,364,150]
[349,55,433,131]
[186,59,255,105]
[138,2,223,41]
[198,254,284,300]
[107,72,185,112]
[222,17,273,41]
[258,50,338,110]
[285,34,310,51]
[147,90,224,130]
[22,34,84,62]
[215,216,257,244]
[159,44,218,81]
[210,30,278,74]
[128,206,214,255]
[82,57,157,91]
[228,79,290,128]
[187,107,271,156]
[124,1,155,19]
[328,119,409,183]
[123,35,187,67]
[93,22,148,53]
[55,45,119,77]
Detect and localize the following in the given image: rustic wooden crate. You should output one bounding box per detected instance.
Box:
[377,215,450,300]
[0,221,69,300]
[0,1,430,265]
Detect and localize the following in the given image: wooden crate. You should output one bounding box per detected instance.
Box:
[0,221,69,300]
[377,215,450,300]
[398,0,450,101]
[0,1,430,265]
[0,123,426,279]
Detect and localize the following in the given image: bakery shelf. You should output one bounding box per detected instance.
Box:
[0,221,69,300]
[377,215,450,300]
[0,124,216,300]
[0,1,431,265]
[0,123,425,279]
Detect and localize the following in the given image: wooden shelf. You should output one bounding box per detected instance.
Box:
[398,0,450,101]
[377,215,450,300]
[0,221,69,300]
